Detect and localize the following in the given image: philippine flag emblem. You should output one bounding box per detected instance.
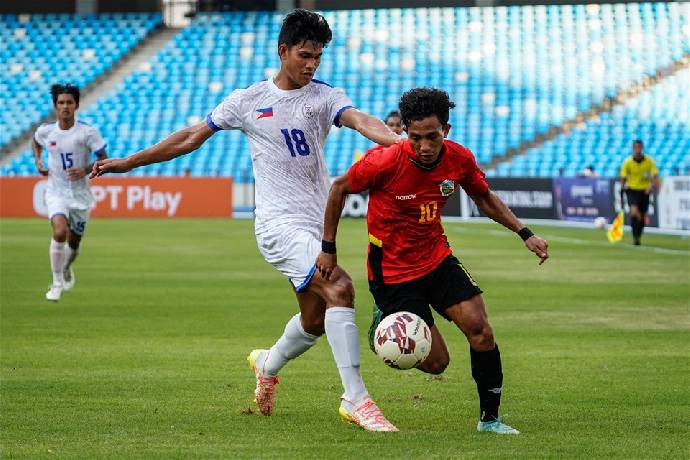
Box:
[49,141,57,147]
[256,107,274,119]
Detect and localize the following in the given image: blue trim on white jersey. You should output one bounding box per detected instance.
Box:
[92,144,107,156]
[333,105,353,128]
[77,120,92,126]
[293,264,317,293]
[311,79,333,88]
[206,113,222,132]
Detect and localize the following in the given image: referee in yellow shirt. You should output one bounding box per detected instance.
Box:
[620,140,661,245]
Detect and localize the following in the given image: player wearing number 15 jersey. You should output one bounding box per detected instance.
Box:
[33,83,108,302]
[92,9,400,431]
[318,88,551,435]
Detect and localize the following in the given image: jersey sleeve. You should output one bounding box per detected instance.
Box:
[458,147,489,196]
[207,89,245,131]
[85,125,107,155]
[649,158,659,176]
[347,145,396,193]
[33,125,48,147]
[325,86,354,128]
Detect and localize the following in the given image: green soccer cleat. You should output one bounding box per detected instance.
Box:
[477,417,520,435]
[368,304,384,353]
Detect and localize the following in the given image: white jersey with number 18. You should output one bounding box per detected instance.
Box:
[207,78,352,234]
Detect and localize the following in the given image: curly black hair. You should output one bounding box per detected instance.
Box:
[398,88,455,126]
[278,9,332,48]
[50,83,80,106]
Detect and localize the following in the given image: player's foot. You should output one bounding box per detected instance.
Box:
[339,398,399,432]
[477,417,520,435]
[62,267,75,291]
[368,304,383,353]
[247,349,279,415]
[633,239,641,246]
[45,284,63,302]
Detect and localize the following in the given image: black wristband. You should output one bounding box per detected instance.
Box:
[322,240,336,254]
[517,227,534,241]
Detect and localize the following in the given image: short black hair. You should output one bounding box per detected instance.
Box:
[384,111,401,123]
[399,88,456,126]
[633,139,644,145]
[278,9,332,48]
[50,83,80,106]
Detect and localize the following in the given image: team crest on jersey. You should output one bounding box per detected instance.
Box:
[302,104,314,118]
[439,179,455,196]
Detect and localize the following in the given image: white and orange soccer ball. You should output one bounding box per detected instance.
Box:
[374,311,432,370]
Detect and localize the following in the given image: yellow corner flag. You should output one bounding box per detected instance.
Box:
[607,211,624,243]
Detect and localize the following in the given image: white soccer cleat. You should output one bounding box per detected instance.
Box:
[62,267,75,291]
[45,284,63,302]
[339,398,399,432]
[247,349,279,415]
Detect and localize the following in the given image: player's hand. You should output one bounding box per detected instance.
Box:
[35,160,48,176]
[316,251,337,280]
[67,167,87,181]
[525,235,549,265]
[90,158,132,178]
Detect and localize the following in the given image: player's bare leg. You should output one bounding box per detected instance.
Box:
[308,267,398,432]
[46,215,69,301]
[416,325,450,375]
[445,295,519,434]
[62,232,82,291]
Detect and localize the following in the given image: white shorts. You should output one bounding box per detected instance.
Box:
[256,226,320,292]
[46,194,90,236]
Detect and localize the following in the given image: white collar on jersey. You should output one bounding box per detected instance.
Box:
[268,77,309,97]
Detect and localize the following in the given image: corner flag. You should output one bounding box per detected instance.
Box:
[607,211,624,243]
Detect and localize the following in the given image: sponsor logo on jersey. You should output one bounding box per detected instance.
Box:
[395,194,416,200]
[256,107,274,119]
[439,179,455,196]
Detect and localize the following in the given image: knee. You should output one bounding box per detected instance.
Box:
[422,356,449,375]
[468,325,495,352]
[300,314,325,337]
[53,228,68,242]
[326,278,355,307]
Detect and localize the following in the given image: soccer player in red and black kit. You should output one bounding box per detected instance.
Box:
[316,88,549,435]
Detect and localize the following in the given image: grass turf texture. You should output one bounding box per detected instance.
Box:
[1,218,688,459]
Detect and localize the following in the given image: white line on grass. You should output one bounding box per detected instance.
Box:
[448,226,690,257]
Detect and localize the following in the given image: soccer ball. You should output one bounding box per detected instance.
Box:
[374,311,432,370]
[594,216,607,229]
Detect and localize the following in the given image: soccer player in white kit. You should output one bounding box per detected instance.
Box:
[92,10,400,431]
[33,83,108,301]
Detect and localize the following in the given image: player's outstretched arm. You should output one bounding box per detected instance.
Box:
[90,122,215,177]
[471,190,549,265]
[339,108,402,147]
[316,174,352,280]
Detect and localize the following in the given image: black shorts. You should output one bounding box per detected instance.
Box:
[626,189,650,214]
[368,255,483,328]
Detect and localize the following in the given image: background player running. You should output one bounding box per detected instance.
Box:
[92,9,400,431]
[316,87,549,435]
[33,83,107,301]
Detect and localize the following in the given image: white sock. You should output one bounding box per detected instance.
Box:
[261,313,319,377]
[325,307,369,408]
[65,246,79,271]
[49,239,66,285]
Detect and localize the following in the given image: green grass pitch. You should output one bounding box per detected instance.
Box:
[1,218,688,459]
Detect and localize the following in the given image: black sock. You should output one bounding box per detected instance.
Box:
[631,217,642,242]
[470,344,503,422]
